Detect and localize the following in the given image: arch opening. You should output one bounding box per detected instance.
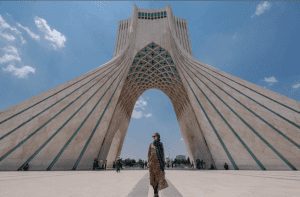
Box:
[119,89,188,165]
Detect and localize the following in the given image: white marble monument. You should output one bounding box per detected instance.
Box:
[0,6,299,170]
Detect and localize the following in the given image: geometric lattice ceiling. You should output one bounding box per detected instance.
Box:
[119,42,189,117]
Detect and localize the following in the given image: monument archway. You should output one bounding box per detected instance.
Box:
[0,6,299,171]
[100,42,214,168]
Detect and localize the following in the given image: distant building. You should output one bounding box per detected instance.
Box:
[165,156,171,163]
[175,155,186,160]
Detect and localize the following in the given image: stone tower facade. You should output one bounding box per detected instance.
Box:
[0,6,299,170]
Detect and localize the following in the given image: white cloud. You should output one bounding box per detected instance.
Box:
[0,15,45,79]
[253,1,271,17]
[2,64,35,78]
[0,32,15,41]
[263,76,278,85]
[0,15,17,32]
[0,45,21,64]
[0,46,36,79]
[0,15,26,44]
[0,54,21,64]
[34,16,66,49]
[132,110,143,119]
[17,23,40,41]
[144,113,152,118]
[132,111,152,119]
[292,83,300,89]
[3,45,18,54]
[131,96,152,119]
[135,97,147,110]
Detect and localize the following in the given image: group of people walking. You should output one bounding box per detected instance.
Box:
[92,159,107,170]
[92,158,123,172]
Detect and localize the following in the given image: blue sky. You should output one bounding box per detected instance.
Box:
[0,1,299,160]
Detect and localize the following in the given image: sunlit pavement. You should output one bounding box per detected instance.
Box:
[0,170,299,197]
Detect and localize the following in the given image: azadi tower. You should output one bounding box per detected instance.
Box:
[0,6,299,171]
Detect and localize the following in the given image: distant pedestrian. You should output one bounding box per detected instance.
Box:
[104,160,107,170]
[116,158,121,173]
[224,162,229,170]
[93,158,100,170]
[196,159,200,169]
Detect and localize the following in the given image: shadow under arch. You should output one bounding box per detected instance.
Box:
[97,42,215,168]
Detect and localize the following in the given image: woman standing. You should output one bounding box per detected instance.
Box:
[148,132,168,197]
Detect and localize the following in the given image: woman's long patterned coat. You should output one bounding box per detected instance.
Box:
[148,143,168,191]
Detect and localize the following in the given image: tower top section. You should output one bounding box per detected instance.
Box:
[135,6,168,20]
[137,10,167,20]
[114,6,192,56]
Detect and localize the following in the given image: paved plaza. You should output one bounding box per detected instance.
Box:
[0,170,299,197]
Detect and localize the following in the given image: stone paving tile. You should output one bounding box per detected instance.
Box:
[127,172,183,197]
[0,170,147,197]
[127,173,149,197]
[167,170,300,197]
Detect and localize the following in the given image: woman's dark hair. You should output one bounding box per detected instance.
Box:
[153,132,160,140]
